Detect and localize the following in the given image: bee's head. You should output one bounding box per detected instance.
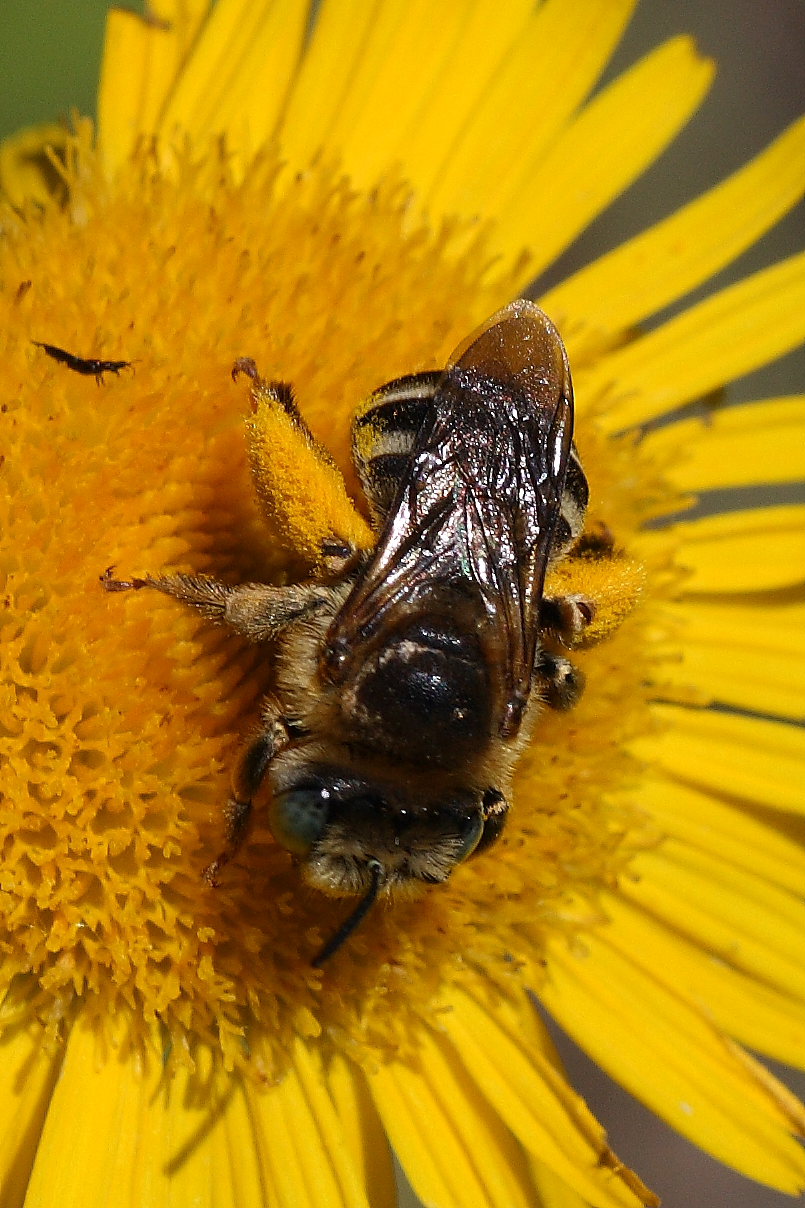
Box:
[270,767,486,887]
[268,764,498,963]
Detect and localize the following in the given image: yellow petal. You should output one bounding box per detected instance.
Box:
[323,1053,396,1208]
[98,1,214,168]
[673,592,805,666]
[279,0,385,164]
[493,36,714,278]
[642,504,805,592]
[407,0,624,204]
[368,1025,553,1208]
[600,890,805,1069]
[321,0,535,194]
[23,1019,215,1208]
[527,1159,591,1208]
[245,1040,370,1208]
[669,635,803,721]
[644,396,805,491]
[586,252,805,430]
[660,592,805,719]
[726,1041,805,1134]
[149,0,212,30]
[435,987,657,1208]
[22,1017,368,1208]
[543,116,805,345]
[98,10,185,173]
[623,837,805,1000]
[423,0,637,221]
[635,704,805,814]
[158,0,309,159]
[0,1009,61,1206]
[541,929,805,1193]
[633,771,805,894]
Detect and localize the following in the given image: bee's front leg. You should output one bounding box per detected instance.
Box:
[204,709,290,884]
[100,566,325,642]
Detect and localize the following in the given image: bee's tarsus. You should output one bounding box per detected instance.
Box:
[231,356,259,383]
[100,566,148,592]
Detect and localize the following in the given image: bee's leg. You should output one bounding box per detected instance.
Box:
[544,522,612,646]
[543,542,645,650]
[539,594,596,647]
[234,358,374,568]
[204,710,289,885]
[535,650,586,711]
[319,538,364,579]
[101,566,325,642]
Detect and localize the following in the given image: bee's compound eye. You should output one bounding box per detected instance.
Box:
[454,810,484,863]
[270,788,331,855]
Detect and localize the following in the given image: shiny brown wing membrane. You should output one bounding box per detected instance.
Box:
[327,301,574,735]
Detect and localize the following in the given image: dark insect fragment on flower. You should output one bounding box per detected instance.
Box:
[32,340,133,385]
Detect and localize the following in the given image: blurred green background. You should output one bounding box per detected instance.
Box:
[0,1,134,138]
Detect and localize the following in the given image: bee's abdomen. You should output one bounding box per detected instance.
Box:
[352,372,440,520]
[552,444,589,558]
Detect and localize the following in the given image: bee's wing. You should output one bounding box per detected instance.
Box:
[330,301,574,735]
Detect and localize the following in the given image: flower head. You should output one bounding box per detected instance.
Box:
[1,3,804,1207]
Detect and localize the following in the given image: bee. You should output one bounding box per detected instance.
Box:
[103,300,600,965]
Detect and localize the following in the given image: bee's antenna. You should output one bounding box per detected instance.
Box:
[312,859,386,967]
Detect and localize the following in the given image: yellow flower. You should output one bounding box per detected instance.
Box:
[1,3,804,1207]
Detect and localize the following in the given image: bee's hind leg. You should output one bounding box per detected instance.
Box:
[204,710,290,885]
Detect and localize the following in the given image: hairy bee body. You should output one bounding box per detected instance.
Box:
[104,301,604,962]
[266,577,510,900]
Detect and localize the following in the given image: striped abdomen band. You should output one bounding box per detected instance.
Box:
[352,372,440,521]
